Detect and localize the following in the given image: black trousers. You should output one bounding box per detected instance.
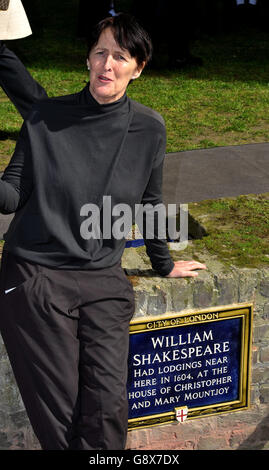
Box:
[0,250,135,450]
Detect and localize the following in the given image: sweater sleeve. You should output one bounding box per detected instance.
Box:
[140,124,175,277]
[0,41,48,119]
[0,122,33,214]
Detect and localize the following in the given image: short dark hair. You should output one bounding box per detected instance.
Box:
[86,13,153,67]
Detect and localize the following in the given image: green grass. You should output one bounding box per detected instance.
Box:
[175,193,269,268]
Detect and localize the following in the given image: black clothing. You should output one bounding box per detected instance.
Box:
[0,81,174,276]
[0,41,47,119]
[0,249,134,450]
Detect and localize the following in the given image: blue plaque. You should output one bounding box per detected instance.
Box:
[127,303,252,430]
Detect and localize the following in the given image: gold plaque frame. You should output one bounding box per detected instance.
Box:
[128,302,253,431]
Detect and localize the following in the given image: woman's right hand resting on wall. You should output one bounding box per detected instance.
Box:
[166,260,207,278]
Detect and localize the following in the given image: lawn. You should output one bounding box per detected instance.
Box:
[0,0,268,266]
[185,193,269,268]
[1,1,269,162]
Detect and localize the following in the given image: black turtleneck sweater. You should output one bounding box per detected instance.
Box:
[0,81,175,276]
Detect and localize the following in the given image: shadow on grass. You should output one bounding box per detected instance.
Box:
[144,25,269,84]
[0,130,19,142]
[6,30,269,87]
[2,0,269,86]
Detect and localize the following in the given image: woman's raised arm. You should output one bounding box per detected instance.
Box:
[0,41,48,119]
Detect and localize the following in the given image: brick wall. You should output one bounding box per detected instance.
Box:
[123,249,269,450]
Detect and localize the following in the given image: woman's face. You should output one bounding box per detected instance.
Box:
[87,27,145,104]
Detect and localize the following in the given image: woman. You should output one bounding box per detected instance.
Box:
[0,14,206,450]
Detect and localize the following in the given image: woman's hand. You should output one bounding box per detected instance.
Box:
[166,260,207,278]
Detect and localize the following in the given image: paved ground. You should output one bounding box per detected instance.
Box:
[0,141,268,239]
[163,142,269,207]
